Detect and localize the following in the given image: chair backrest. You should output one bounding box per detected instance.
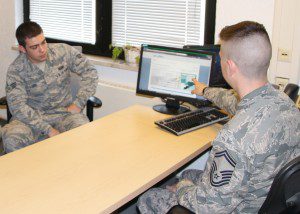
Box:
[259,156,300,214]
[284,83,299,103]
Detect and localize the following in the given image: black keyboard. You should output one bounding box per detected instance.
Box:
[155,107,229,135]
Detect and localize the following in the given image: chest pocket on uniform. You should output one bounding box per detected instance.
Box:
[52,63,70,85]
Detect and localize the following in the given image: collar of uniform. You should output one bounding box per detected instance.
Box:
[46,44,55,64]
[236,82,271,111]
[21,52,43,74]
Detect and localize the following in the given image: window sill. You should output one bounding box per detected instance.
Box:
[85,54,138,72]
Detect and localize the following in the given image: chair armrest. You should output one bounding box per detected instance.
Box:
[0,96,12,123]
[87,96,102,108]
[86,96,102,122]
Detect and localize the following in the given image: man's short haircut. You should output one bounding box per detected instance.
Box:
[16,21,43,48]
[219,21,272,79]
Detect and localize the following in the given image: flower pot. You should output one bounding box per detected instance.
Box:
[124,47,140,65]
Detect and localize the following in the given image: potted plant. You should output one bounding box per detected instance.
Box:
[109,44,141,65]
[109,44,123,61]
[124,45,140,65]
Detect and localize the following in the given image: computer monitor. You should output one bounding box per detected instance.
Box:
[183,44,231,89]
[136,44,216,115]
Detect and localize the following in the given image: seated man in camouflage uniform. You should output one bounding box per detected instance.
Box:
[2,21,98,153]
[138,21,300,213]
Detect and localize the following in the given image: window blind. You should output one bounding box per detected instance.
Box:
[112,0,206,47]
[30,0,96,44]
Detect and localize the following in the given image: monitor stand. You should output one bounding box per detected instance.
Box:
[153,98,190,115]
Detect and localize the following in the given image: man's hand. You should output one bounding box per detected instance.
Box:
[67,103,81,114]
[48,127,60,138]
[167,179,194,193]
[191,78,207,96]
[166,183,178,193]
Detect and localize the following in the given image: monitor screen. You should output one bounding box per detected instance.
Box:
[136,45,216,115]
[183,44,231,89]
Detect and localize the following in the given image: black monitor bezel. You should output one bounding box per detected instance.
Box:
[183,44,231,89]
[136,44,216,105]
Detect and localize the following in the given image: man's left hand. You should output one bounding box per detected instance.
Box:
[166,183,178,193]
[67,104,81,113]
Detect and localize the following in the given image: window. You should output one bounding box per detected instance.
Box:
[24,0,112,56]
[24,0,215,56]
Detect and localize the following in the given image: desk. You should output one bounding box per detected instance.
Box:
[0,105,221,214]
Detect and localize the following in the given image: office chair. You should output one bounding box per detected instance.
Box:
[259,156,300,214]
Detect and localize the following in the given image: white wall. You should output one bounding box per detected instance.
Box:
[215,0,300,85]
[0,0,19,96]
[215,0,275,40]
[270,0,300,84]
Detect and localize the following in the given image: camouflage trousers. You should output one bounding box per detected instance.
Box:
[138,169,203,214]
[2,112,89,153]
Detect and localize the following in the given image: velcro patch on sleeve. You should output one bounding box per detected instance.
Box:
[210,150,236,187]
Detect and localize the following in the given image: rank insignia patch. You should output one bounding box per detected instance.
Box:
[210,150,236,187]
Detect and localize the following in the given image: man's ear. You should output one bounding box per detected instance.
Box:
[226,59,238,77]
[18,45,26,53]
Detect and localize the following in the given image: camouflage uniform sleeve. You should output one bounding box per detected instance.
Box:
[175,134,247,213]
[204,87,239,115]
[67,45,98,109]
[6,67,52,134]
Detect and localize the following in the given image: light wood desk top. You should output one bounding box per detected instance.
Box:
[0,105,222,214]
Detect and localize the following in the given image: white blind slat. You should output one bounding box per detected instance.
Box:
[112,0,206,47]
[30,0,96,44]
